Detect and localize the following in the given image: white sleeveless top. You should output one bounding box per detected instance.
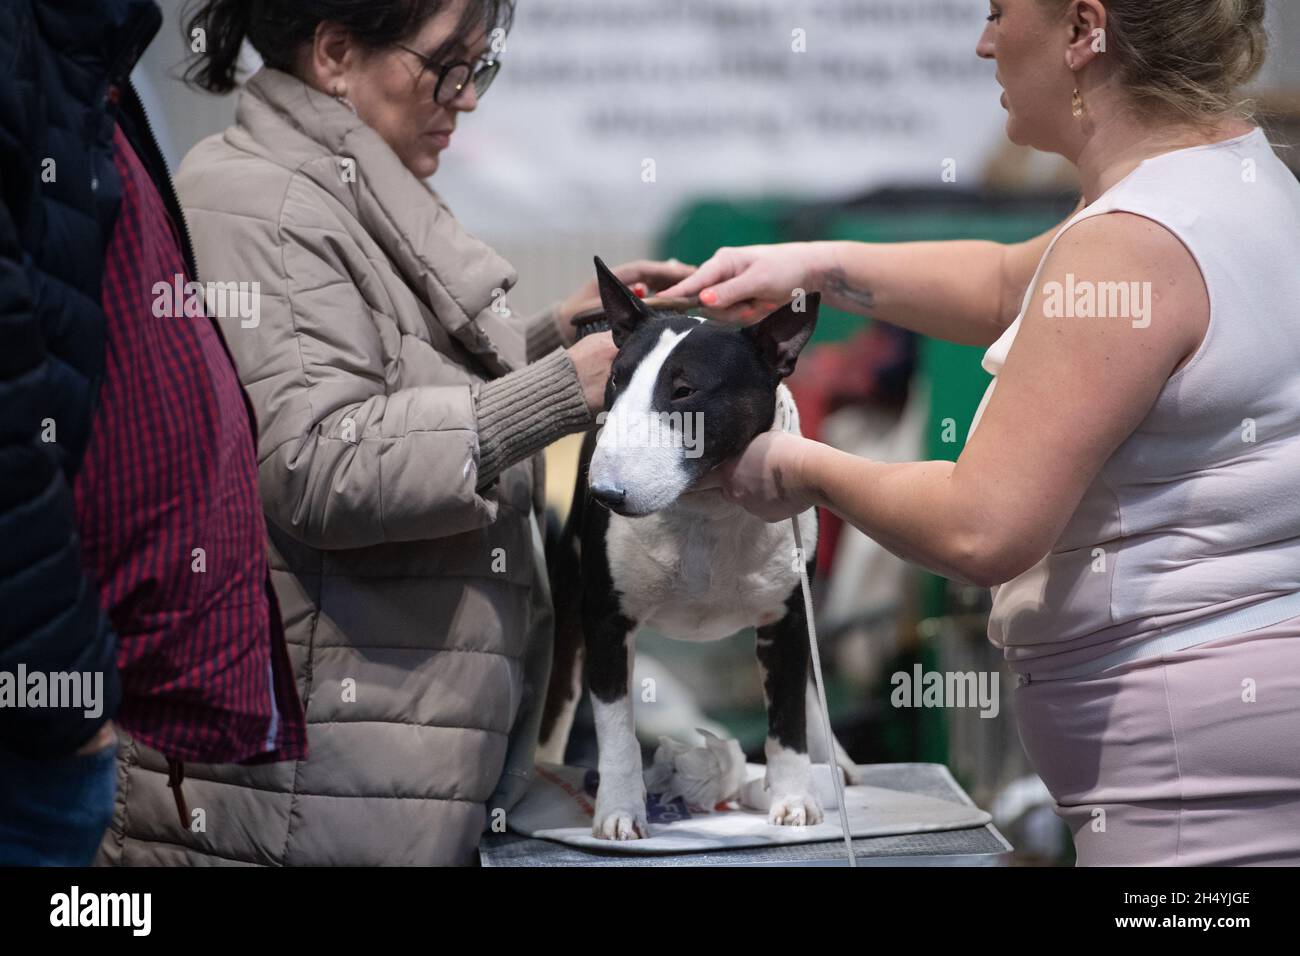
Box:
[968,127,1300,675]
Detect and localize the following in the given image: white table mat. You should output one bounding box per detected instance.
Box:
[508,762,991,855]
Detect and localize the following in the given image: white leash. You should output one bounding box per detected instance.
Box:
[791,516,856,867]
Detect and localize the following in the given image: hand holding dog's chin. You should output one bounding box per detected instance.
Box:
[704,432,820,523]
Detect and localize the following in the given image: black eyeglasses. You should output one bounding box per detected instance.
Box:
[396,45,501,105]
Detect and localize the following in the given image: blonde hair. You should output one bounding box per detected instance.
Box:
[1045,0,1269,124]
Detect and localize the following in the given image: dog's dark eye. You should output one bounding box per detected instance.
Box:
[671,384,695,400]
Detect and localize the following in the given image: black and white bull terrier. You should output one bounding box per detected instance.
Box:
[539,256,839,840]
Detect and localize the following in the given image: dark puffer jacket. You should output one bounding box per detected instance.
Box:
[0,0,174,756]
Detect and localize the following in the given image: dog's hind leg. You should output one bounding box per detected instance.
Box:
[536,648,582,766]
[583,507,648,840]
[755,561,825,827]
[537,521,584,765]
[805,678,858,779]
[537,430,598,765]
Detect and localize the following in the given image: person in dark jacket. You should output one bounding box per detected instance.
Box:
[0,0,306,866]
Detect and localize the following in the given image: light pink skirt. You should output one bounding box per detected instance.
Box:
[1013,614,1300,866]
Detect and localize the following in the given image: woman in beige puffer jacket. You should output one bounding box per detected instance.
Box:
[97,0,689,865]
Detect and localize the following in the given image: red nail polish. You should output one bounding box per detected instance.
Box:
[700,290,718,305]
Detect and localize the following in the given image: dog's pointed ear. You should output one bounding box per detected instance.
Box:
[742,292,820,379]
[595,255,653,348]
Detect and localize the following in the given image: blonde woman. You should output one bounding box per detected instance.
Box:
[667,0,1300,865]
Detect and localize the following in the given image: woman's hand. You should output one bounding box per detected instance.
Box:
[695,431,821,522]
[657,242,829,325]
[555,258,698,344]
[566,330,618,415]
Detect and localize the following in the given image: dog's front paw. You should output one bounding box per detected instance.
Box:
[592,803,648,840]
[767,792,825,827]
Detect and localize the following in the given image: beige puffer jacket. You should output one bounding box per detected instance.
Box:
[96,68,593,865]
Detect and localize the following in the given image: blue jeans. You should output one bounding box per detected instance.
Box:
[0,738,117,865]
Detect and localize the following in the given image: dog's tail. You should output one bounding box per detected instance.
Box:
[537,428,598,761]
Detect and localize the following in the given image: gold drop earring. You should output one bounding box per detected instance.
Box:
[1072,87,1085,117]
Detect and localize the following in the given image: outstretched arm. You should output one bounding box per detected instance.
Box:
[704,211,1206,586]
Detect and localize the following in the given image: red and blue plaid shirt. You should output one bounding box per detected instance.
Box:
[71,123,305,764]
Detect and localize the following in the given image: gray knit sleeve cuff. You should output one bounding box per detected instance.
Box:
[525,304,567,364]
[474,347,593,491]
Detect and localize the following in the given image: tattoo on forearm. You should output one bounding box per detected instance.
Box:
[823,266,876,314]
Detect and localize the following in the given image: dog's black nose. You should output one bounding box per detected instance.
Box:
[589,482,627,510]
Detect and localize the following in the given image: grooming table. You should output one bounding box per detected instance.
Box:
[479,763,1012,867]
